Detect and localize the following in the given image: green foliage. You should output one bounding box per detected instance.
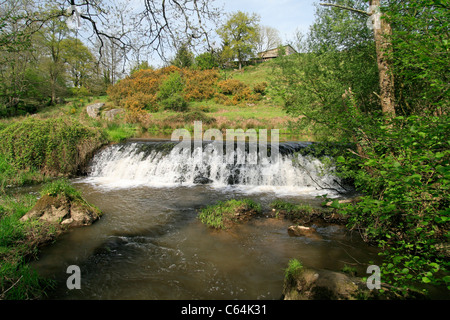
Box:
[272,0,379,141]
[171,43,195,68]
[0,194,56,300]
[157,71,185,101]
[198,199,262,229]
[270,199,314,220]
[384,0,450,115]
[337,115,449,292]
[39,178,82,201]
[217,11,260,69]
[105,123,138,143]
[195,52,219,70]
[0,117,106,175]
[284,259,303,286]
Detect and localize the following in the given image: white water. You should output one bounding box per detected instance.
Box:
[85,141,344,197]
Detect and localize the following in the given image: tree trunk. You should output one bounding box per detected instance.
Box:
[370,0,396,117]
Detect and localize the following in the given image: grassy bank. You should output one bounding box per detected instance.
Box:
[0,194,59,299]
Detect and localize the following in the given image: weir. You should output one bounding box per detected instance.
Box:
[86,140,345,195]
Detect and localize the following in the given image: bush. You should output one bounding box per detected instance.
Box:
[253,82,267,94]
[183,68,220,101]
[336,115,449,293]
[157,71,184,101]
[217,79,247,95]
[160,93,189,112]
[0,117,106,175]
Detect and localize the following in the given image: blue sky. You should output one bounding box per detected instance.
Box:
[219,0,318,43]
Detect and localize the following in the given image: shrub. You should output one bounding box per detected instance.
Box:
[336,115,450,293]
[183,68,220,101]
[217,79,247,95]
[0,117,106,175]
[160,93,189,112]
[253,82,267,94]
[157,71,184,101]
[165,110,216,125]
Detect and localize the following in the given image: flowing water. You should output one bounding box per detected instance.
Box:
[31,140,380,300]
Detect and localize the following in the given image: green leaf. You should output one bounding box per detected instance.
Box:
[422,277,431,283]
[336,156,345,163]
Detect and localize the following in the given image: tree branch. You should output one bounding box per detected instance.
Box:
[319,2,370,16]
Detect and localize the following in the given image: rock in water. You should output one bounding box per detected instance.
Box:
[21,194,101,228]
[288,225,317,237]
[193,176,213,185]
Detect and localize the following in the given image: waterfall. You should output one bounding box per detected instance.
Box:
[85,140,345,196]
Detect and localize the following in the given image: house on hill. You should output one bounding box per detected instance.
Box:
[257,44,298,62]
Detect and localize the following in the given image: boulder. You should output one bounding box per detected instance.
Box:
[288,225,317,237]
[283,266,367,300]
[21,194,101,228]
[103,108,124,121]
[86,102,104,119]
[193,176,213,185]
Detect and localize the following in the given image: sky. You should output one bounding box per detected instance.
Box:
[219,0,318,43]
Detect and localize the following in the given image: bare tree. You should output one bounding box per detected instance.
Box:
[64,0,221,63]
[255,25,282,54]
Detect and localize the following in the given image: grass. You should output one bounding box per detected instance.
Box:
[105,122,138,143]
[198,199,262,229]
[270,199,315,220]
[284,258,304,287]
[0,194,58,299]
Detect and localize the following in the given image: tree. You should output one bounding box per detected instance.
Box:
[171,42,195,68]
[320,0,396,117]
[255,25,282,54]
[195,51,219,70]
[273,0,379,140]
[217,11,260,70]
[383,0,449,116]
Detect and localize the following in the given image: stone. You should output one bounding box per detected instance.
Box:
[288,225,317,237]
[21,194,100,228]
[86,102,104,119]
[103,108,124,121]
[283,266,365,300]
[193,176,213,185]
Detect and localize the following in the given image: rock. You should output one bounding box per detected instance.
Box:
[86,102,104,119]
[283,266,367,300]
[325,197,362,207]
[288,225,317,237]
[193,176,213,185]
[21,194,101,228]
[103,108,124,121]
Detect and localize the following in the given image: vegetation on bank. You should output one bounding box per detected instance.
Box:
[0,194,58,299]
[198,199,262,229]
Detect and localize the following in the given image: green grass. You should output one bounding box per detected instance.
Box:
[270,199,315,219]
[284,258,304,287]
[40,178,82,200]
[198,199,262,229]
[0,194,58,299]
[105,123,138,143]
